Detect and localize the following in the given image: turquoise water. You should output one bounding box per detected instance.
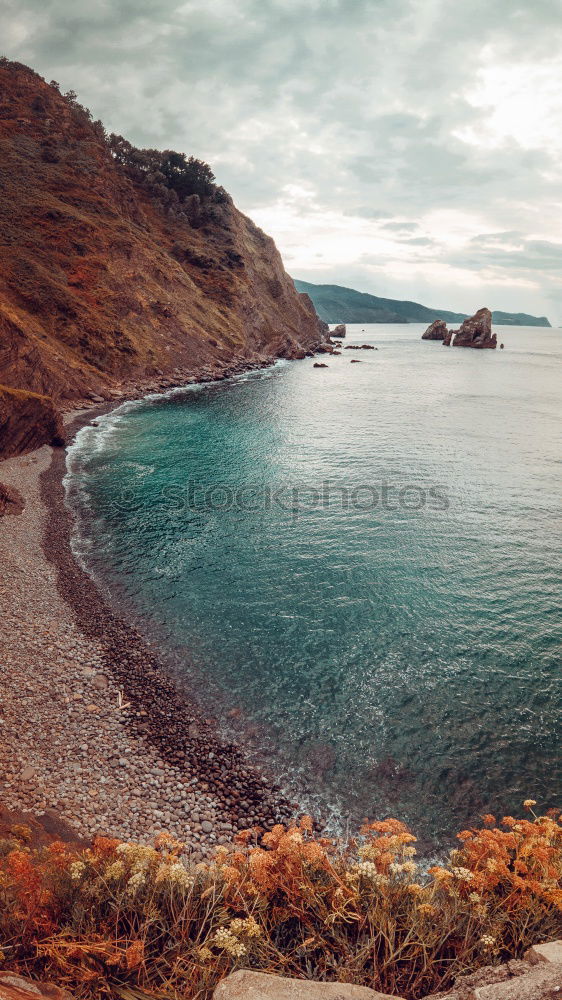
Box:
[66,324,562,842]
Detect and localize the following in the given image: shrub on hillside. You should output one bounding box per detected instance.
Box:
[0,805,560,999]
[107,133,224,221]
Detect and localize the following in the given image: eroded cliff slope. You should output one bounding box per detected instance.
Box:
[0,60,325,456]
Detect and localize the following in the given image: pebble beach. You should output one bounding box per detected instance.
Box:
[0,396,295,857]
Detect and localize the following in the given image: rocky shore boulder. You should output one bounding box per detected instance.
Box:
[447,308,497,349]
[422,319,448,340]
[0,482,25,516]
[331,324,346,338]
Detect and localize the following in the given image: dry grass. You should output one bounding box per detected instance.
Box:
[0,804,560,999]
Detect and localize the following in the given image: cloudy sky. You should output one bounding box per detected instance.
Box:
[4,0,562,321]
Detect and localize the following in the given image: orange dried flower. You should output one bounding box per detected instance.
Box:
[92,835,120,858]
[125,940,145,970]
[234,829,254,846]
[300,815,314,834]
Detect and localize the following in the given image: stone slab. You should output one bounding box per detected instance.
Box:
[0,973,72,1000]
[213,970,404,1000]
[470,964,562,1000]
[525,943,562,966]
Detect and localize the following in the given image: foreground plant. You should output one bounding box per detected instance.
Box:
[0,804,560,999]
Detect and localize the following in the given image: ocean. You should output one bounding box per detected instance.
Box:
[65,323,562,843]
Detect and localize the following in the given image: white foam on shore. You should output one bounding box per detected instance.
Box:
[63,360,290,569]
[65,359,290,479]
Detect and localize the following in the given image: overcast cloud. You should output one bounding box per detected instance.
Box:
[3,0,562,320]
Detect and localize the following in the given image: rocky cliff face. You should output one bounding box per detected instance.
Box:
[0,60,326,457]
[0,385,64,459]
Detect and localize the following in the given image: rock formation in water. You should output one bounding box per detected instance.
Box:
[447,308,497,349]
[427,308,498,349]
[330,324,346,338]
[422,319,448,340]
[0,60,327,458]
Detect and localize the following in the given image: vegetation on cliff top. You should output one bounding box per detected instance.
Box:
[2,58,225,219]
[107,135,228,214]
[0,805,560,999]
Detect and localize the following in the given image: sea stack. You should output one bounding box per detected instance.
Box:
[424,309,497,349]
[330,324,346,338]
[422,319,448,340]
[451,307,497,348]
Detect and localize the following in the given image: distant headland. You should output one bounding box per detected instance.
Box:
[293,279,552,328]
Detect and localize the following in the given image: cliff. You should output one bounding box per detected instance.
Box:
[0,385,64,458]
[0,60,325,457]
[293,280,552,328]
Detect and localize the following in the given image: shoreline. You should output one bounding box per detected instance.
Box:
[0,365,305,856]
